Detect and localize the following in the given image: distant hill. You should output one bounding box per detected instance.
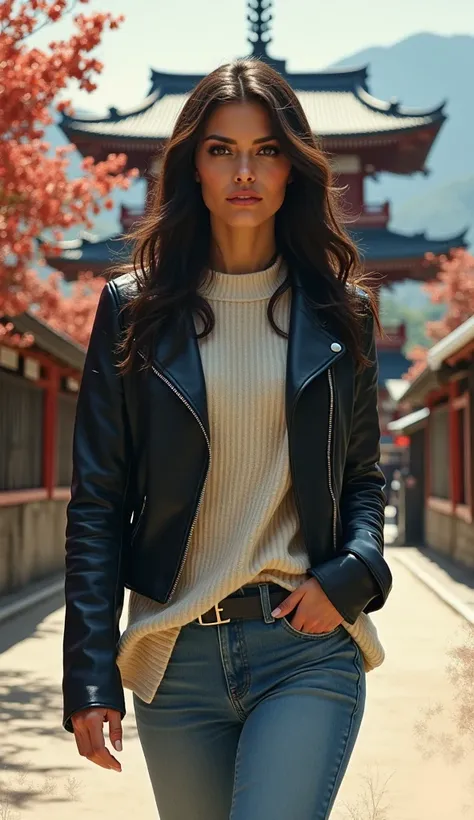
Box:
[330,32,474,323]
[330,33,474,204]
[390,175,474,247]
[380,281,446,353]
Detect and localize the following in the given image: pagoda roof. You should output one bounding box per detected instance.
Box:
[352,226,468,262]
[377,349,411,385]
[48,224,467,280]
[49,232,131,265]
[60,64,445,144]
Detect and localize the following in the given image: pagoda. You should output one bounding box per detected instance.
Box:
[49,0,466,477]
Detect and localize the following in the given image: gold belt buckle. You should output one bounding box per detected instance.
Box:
[197,604,231,626]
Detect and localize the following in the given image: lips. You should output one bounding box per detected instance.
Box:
[226,192,262,201]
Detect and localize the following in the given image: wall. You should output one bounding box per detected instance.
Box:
[0,498,68,596]
[454,515,474,570]
[425,506,474,570]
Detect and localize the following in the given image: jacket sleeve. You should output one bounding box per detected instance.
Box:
[62,282,130,733]
[309,304,393,625]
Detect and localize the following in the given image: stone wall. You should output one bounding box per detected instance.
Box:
[454,515,474,570]
[0,499,68,596]
[426,506,474,570]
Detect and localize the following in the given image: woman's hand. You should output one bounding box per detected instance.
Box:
[71,707,123,772]
[271,577,344,633]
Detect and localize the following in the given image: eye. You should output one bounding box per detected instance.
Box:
[208,145,231,155]
[207,144,281,157]
[258,145,280,156]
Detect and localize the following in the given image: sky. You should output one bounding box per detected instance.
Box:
[31,0,474,115]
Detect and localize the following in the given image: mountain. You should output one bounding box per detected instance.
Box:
[329,33,474,207]
[392,175,474,249]
[329,32,474,320]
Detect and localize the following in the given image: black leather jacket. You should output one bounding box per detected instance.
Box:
[62,266,393,732]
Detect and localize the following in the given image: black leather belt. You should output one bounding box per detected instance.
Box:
[196,588,289,626]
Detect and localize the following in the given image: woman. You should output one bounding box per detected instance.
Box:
[62,57,393,819]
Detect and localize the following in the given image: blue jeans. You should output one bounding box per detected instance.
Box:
[133,583,366,819]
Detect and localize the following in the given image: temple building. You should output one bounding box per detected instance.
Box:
[48,0,466,478]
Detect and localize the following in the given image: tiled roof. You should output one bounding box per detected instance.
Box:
[377,349,411,385]
[8,312,86,368]
[60,65,445,141]
[51,226,467,266]
[352,226,467,261]
[51,232,130,263]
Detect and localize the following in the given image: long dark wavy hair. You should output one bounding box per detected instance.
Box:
[112,57,381,374]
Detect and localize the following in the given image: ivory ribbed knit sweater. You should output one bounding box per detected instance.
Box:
[116,255,385,703]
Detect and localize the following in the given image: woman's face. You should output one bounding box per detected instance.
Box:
[194,101,292,229]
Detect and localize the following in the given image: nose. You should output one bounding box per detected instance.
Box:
[234,160,256,184]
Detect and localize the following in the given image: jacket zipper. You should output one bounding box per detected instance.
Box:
[327,367,337,551]
[288,361,339,555]
[138,350,211,600]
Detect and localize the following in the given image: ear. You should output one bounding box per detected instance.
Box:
[195,169,201,183]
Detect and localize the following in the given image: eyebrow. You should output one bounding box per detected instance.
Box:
[203,134,278,145]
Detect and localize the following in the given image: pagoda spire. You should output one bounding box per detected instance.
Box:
[247,0,273,59]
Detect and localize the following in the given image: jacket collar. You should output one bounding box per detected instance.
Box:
[285,267,346,425]
[152,265,346,436]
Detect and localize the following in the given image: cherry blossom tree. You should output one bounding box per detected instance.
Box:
[404,248,474,381]
[0,0,138,347]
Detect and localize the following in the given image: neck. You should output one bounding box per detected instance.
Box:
[208,219,277,275]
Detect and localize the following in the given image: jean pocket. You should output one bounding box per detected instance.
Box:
[280,617,343,640]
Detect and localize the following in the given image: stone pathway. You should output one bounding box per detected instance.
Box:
[390,544,474,624]
[1,553,474,819]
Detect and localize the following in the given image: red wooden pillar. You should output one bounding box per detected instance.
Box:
[43,363,60,498]
[337,172,363,215]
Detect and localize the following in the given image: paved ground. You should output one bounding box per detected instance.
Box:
[391,545,474,623]
[1,547,474,819]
